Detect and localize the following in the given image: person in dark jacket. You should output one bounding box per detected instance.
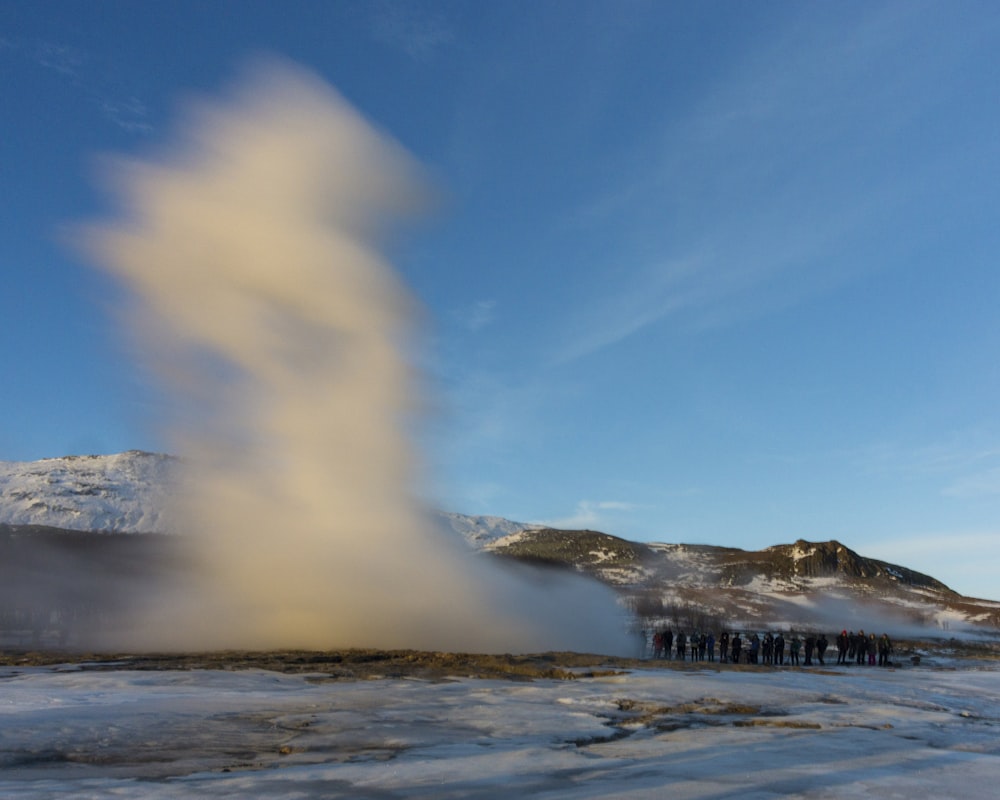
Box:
[676,631,686,661]
[878,634,892,667]
[804,635,815,666]
[816,634,828,666]
[731,633,743,664]
[774,633,785,666]
[719,631,730,663]
[837,630,849,665]
[664,629,674,660]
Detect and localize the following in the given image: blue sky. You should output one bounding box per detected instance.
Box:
[3,1,1000,599]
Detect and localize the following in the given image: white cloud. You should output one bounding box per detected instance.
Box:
[943,467,1000,499]
[5,36,152,134]
[101,96,153,134]
[536,500,637,531]
[371,1,454,61]
[454,299,496,332]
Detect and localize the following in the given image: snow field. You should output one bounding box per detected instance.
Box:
[1,662,999,798]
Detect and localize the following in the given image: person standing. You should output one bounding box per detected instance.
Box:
[878,634,892,667]
[790,635,801,666]
[804,634,815,666]
[817,634,828,666]
[719,631,730,663]
[676,631,686,661]
[774,632,785,666]
[731,633,743,665]
[706,632,716,662]
[837,630,849,665]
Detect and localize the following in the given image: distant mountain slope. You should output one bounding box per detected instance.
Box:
[2,452,998,636]
[0,451,176,533]
[487,527,1000,633]
[433,511,534,547]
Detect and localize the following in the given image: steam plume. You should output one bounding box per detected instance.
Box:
[85,61,628,654]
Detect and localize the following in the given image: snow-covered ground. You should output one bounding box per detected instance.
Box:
[2,659,999,798]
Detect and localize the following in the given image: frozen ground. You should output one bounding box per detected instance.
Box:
[2,657,999,798]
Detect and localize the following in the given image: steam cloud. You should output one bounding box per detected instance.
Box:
[85,61,629,654]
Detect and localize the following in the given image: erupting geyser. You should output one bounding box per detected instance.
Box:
[83,61,629,654]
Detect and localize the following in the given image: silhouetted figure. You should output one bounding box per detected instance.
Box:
[878,634,892,667]
[837,630,849,665]
[817,634,828,665]
[774,633,785,666]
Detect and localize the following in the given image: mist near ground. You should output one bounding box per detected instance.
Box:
[81,60,629,655]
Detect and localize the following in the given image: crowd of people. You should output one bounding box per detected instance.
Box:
[646,628,894,667]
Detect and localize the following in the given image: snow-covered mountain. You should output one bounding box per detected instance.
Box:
[3,452,999,637]
[0,451,530,543]
[0,451,177,533]
[433,510,536,548]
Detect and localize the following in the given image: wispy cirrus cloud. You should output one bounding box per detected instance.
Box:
[942,467,1000,499]
[453,299,496,332]
[30,40,86,76]
[3,36,152,134]
[370,1,454,61]
[550,4,988,364]
[100,96,153,134]
[536,500,638,531]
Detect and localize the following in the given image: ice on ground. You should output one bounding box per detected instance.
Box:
[1,660,999,798]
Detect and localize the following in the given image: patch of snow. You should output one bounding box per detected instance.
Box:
[3,662,1000,798]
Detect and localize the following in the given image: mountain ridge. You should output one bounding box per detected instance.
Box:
[2,452,998,637]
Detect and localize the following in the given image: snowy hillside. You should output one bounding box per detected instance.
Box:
[0,451,527,543]
[433,510,535,547]
[5,452,999,635]
[0,451,177,533]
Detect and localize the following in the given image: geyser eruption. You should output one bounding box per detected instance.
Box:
[85,61,628,654]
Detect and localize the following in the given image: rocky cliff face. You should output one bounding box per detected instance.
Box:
[723,540,955,594]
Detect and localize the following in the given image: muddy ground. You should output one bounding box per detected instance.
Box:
[2,636,996,680]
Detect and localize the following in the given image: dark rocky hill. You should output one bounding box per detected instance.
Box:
[487,528,998,635]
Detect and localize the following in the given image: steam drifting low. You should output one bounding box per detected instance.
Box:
[84,62,628,654]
